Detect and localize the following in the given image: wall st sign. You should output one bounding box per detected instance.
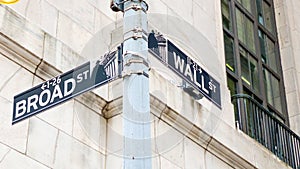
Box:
[149,34,221,108]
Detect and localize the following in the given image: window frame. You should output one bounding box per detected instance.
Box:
[222,0,289,124]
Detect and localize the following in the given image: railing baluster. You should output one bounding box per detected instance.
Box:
[231,94,300,169]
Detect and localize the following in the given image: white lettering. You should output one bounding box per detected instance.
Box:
[173,52,184,73]
[82,70,89,80]
[194,69,202,88]
[50,85,63,103]
[202,75,209,94]
[184,65,193,81]
[27,95,38,113]
[39,89,51,107]
[15,100,26,118]
[77,74,83,83]
[209,81,216,93]
[64,78,76,97]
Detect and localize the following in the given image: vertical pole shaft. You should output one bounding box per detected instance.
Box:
[122,1,151,169]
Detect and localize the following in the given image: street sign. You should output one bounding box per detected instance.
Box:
[149,34,221,108]
[13,51,121,124]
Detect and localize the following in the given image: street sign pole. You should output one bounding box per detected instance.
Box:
[111,0,151,168]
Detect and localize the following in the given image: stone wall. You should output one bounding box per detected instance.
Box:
[0,0,297,169]
[274,0,300,135]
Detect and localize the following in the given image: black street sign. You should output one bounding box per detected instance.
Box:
[149,35,221,108]
[13,51,121,124]
[167,41,221,108]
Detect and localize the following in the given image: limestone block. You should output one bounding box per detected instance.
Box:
[108,78,123,101]
[192,2,217,49]
[0,67,34,102]
[94,9,114,34]
[286,91,300,118]
[193,0,215,19]
[107,115,123,154]
[0,149,49,169]
[166,81,184,114]
[163,0,193,25]
[0,95,28,154]
[110,25,123,49]
[46,0,95,33]
[43,34,86,72]
[149,70,168,105]
[274,4,287,29]
[289,114,300,136]
[0,6,5,26]
[37,100,74,135]
[79,22,115,66]
[56,13,93,54]
[0,7,44,58]
[0,143,10,162]
[105,153,123,169]
[25,0,58,36]
[211,120,255,165]
[184,138,205,169]
[205,152,234,169]
[195,103,222,135]
[0,54,21,89]
[278,26,292,48]
[252,141,291,169]
[26,117,58,168]
[280,46,295,71]
[160,138,184,168]
[160,156,182,169]
[72,101,106,153]
[147,0,168,15]
[6,1,28,17]
[152,117,184,161]
[274,0,284,8]
[87,0,116,21]
[53,132,105,169]
[283,69,299,94]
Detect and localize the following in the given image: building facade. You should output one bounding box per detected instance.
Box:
[0,0,299,169]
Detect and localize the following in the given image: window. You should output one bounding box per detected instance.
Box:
[237,0,252,13]
[227,76,237,95]
[240,47,259,92]
[224,33,235,72]
[256,0,275,34]
[263,68,282,113]
[236,8,255,53]
[258,30,278,72]
[221,0,287,122]
[222,0,232,31]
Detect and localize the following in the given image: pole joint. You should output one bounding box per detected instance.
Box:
[124,26,148,41]
[123,51,149,67]
[124,0,148,12]
[122,70,149,78]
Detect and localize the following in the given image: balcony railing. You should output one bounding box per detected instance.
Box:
[232,94,300,169]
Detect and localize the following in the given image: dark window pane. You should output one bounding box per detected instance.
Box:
[236,8,256,53]
[256,0,275,34]
[221,0,232,31]
[237,0,252,13]
[224,34,235,72]
[240,47,259,92]
[227,76,237,96]
[263,68,282,113]
[258,30,278,72]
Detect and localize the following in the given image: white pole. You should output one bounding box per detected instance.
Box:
[111,0,152,168]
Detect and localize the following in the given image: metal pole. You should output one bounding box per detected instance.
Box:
[111,0,151,168]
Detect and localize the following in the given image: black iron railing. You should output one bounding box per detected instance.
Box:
[232,94,300,169]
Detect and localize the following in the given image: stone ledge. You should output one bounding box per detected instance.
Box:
[0,7,108,116]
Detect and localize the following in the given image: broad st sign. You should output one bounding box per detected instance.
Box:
[149,37,221,108]
[13,52,120,124]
